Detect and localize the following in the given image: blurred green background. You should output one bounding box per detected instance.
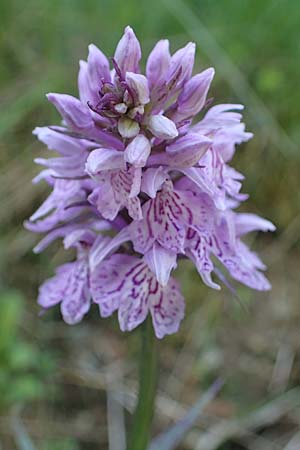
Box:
[1,0,300,449]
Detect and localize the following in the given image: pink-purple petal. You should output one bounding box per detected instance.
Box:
[146,39,170,90]
[114,26,141,75]
[144,243,177,286]
[150,277,185,339]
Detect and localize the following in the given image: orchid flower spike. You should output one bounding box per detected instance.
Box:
[27,26,275,338]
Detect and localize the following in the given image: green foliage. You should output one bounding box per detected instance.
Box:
[0,290,55,409]
[41,438,80,450]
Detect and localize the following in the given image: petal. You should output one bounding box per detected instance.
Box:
[167,42,195,91]
[91,253,149,329]
[90,254,136,317]
[28,203,85,235]
[126,72,150,105]
[180,190,216,234]
[127,196,143,220]
[129,167,142,197]
[149,134,211,168]
[87,43,110,87]
[63,228,96,249]
[88,182,121,220]
[212,220,271,291]
[176,68,215,120]
[205,103,244,118]
[29,180,82,222]
[181,147,227,210]
[33,126,92,156]
[150,277,185,339]
[181,166,226,210]
[218,241,272,291]
[185,229,220,290]
[124,134,151,167]
[38,259,91,324]
[34,154,87,178]
[85,148,125,176]
[147,115,178,140]
[222,166,248,202]
[118,261,151,332]
[32,169,55,184]
[213,124,253,162]
[89,228,131,270]
[78,60,95,104]
[193,104,246,135]
[114,26,141,75]
[47,93,93,131]
[28,224,79,253]
[38,263,73,308]
[235,213,276,236]
[141,167,169,198]
[130,187,196,254]
[146,39,171,89]
[144,243,177,286]
[60,259,91,324]
[92,254,185,338]
[110,168,142,219]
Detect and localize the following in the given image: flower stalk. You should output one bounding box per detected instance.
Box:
[129,318,158,450]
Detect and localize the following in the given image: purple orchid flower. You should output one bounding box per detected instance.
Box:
[28,26,275,338]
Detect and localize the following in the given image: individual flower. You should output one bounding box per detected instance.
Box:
[27,26,275,338]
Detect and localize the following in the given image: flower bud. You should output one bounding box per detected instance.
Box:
[128,105,144,120]
[118,117,140,138]
[147,114,178,139]
[124,134,151,167]
[114,103,128,114]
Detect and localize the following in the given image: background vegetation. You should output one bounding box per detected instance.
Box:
[1,0,299,448]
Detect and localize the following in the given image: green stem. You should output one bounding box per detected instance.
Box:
[129,317,158,450]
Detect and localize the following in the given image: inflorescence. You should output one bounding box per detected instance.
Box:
[26,26,275,338]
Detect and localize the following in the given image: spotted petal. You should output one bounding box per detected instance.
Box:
[212,220,271,291]
[38,259,91,324]
[185,228,220,290]
[150,277,185,339]
[130,185,196,254]
[90,254,132,317]
[88,180,121,221]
